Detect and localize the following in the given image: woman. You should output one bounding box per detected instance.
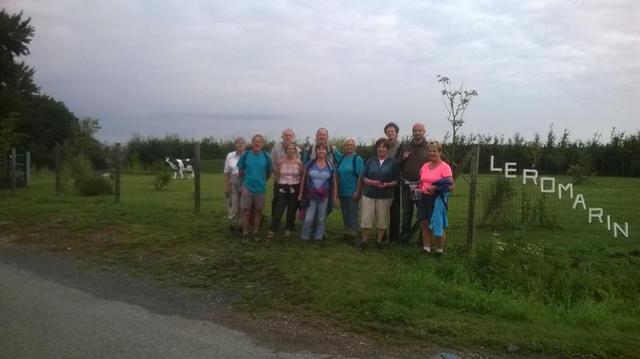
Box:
[358,138,400,248]
[417,141,454,255]
[268,142,303,239]
[223,137,246,231]
[337,138,364,239]
[298,145,338,241]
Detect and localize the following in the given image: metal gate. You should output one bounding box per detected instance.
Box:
[1,148,30,190]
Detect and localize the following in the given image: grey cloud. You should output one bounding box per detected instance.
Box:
[5,0,639,143]
[149,112,290,121]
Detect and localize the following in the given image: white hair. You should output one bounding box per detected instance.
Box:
[343,137,357,145]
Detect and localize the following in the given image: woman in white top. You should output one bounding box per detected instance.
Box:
[268,142,303,239]
[223,137,246,230]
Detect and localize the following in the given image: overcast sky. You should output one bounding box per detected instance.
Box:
[6,0,639,144]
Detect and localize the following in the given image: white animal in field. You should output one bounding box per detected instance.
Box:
[165,157,195,179]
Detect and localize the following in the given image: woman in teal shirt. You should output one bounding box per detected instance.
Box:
[337,137,364,239]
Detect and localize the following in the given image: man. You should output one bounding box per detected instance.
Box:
[302,128,342,167]
[238,134,272,242]
[270,129,299,211]
[270,128,298,168]
[397,123,429,243]
[384,122,401,242]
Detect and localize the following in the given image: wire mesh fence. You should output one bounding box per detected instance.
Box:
[447,155,638,242]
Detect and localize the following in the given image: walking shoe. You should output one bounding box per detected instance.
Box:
[284,230,291,238]
[241,234,249,243]
[358,240,368,250]
[267,231,275,239]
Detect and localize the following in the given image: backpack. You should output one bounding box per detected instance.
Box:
[239,151,272,178]
[336,154,361,178]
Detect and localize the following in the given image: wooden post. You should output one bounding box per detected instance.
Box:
[466,145,480,247]
[10,147,16,195]
[25,151,31,187]
[194,142,201,214]
[55,145,62,195]
[115,143,121,203]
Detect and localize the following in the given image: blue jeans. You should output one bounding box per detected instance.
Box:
[339,196,359,232]
[301,197,329,240]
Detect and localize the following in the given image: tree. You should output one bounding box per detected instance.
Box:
[437,74,478,162]
[0,9,105,169]
[0,9,38,155]
[0,10,37,99]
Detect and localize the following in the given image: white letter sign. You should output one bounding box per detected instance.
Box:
[505,162,517,178]
[490,156,502,172]
[522,169,538,185]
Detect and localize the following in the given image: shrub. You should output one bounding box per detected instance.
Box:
[153,170,172,190]
[62,152,114,196]
[75,174,113,196]
[567,164,595,185]
[482,176,517,230]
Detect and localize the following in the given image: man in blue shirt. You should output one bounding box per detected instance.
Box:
[238,134,272,242]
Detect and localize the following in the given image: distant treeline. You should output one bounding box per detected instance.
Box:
[124,128,640,177]
[453,128,640,177]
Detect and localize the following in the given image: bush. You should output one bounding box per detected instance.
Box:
[482,176,517,230]
[75,174,113,196]
[62,152,114,196]
[567,164,595,185]
[153,170,172,190]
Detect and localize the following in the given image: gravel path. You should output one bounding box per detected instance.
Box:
[0,254,328,359]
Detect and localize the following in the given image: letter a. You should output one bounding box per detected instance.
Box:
[573,194,586,210]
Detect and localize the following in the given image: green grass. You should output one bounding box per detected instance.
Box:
[1,172,639,357]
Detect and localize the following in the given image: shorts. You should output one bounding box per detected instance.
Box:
[360,195,393,230]
[240,186,265,211]
[416,194,437,222]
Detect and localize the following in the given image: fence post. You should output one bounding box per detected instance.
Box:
[115,143,121,203]
[55,145,62,195]
[25,151,31,187]
[10,147,16,195]
[194,142,201,214]
[466,145,480,247]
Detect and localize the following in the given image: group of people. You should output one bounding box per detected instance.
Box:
[223,123,454,255]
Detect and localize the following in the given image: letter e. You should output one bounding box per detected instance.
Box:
[505,162,517,178]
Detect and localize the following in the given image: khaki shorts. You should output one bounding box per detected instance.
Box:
[360,196,393,229]
[240,186,265,211]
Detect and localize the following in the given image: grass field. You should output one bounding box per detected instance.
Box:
[1,172,639,357]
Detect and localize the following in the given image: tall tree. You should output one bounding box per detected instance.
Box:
[0,9,38,154]
[0,9,104,169]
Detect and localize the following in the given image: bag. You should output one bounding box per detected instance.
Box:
[239,151,272,178]
[409,183,422,202]
[336,154,361,178]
